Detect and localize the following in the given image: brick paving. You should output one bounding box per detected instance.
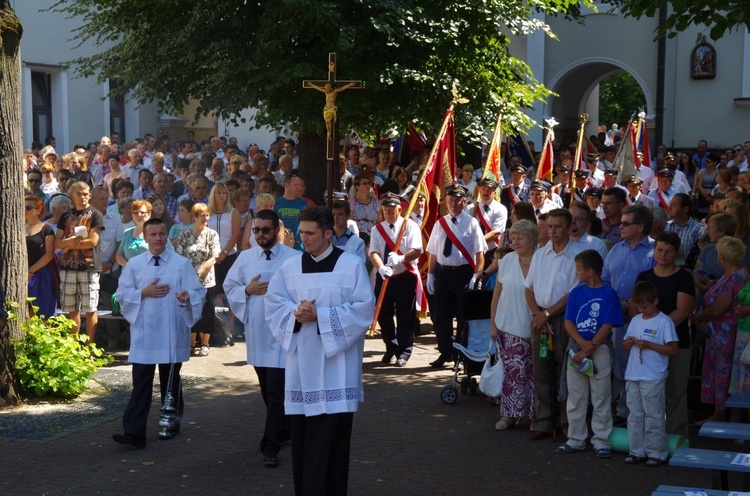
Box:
[0,326,743,495]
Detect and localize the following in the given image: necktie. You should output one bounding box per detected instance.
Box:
[153,255,160,266]
[384,224,396,259]
[484,204,490,213]
[263,250,272,260]
[389,223,395,231]
[631,196,637,203]
[443,217,457,257]
[535,209,541,217]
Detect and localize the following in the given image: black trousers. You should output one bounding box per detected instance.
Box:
[374,271,417,359]
[290,412,353,496]
[432,264,474,356]
[122,363,184,441]
[253,366,289,454]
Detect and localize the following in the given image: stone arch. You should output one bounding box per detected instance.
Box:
[545,57,653,141]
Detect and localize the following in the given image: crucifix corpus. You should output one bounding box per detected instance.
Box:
[303,52,362,207]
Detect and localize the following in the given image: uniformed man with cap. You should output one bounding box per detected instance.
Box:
[467,177,507,268]
[583,152,605,187]
[552,164,573,208]
[649,153,691,194]
[500,164,530,226]
[370,192,424,367]
[572,169,590,203]
[529,180,557,219]
[624,175,656,207]
[425,183,487,368]
[649,168,680,212]
[602,169,629,194]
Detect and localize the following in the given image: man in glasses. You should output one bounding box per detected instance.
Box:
[224,210,300,468]
[26,169,50,212]
[602,204,656,426]
[600,187,627,246]
[729,144,748,172]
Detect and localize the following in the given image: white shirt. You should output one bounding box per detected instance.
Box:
[425,211,488,267]
[115,249,206,364]
[569,233,609,261]
[224,242,301,368]
[636,166,654,194]
[524,240,578,308]
[467,199,508,251]
[624,311,678,381]
[99,208,124,263]
[265,249,375,416]
[369,217,422,276]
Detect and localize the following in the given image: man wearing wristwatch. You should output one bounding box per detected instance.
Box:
[524,208,578,441]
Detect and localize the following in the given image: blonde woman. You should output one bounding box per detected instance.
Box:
[176,203,221,357]
[208,183,241,308]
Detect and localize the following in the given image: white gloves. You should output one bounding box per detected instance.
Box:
[426,273,435,294]
[378,265,394,279]
[387,252,405,266]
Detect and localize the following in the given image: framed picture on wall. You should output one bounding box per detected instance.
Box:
[691,36,716,79]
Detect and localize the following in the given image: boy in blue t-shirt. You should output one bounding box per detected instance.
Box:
[556,249,623,458]
[622,281,678,468]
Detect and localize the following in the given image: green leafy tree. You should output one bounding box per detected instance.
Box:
[598,71,646,129]
[608,1,750,40]
[53,0,588,199]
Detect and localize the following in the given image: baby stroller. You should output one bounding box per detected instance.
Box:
[440,289,494,404]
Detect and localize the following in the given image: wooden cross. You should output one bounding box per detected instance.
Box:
[302,52,362,161]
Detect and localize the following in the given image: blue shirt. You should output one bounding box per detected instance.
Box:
[274,197,309,251]
[565,283,623,340]
[602,236,656,301]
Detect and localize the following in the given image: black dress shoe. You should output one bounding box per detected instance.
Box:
[381,349,395,364]
[263,450,279,468]
[430,354,452,368]
[112,433,146,449]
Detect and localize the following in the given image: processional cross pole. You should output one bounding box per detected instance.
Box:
[302,52,362,208]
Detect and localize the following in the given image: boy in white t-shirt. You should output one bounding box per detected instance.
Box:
[622,281,679,467]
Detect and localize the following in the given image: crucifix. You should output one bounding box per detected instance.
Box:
[303,53,362,207]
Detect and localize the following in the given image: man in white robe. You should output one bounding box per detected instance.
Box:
[265,206,374,496]
[224,210,301,468]
[113,218,205,448]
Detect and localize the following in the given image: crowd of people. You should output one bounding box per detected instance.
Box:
[21,127,750,492]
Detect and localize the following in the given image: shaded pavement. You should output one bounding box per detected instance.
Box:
[0,326,740,495]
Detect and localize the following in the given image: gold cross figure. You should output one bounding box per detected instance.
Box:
[303,53,362,160]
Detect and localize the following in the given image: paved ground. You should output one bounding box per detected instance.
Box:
[0,325,743,495]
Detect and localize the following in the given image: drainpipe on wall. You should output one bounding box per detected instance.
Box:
[655,4,667,148]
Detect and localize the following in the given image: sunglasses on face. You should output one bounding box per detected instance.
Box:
[252,227,275,234]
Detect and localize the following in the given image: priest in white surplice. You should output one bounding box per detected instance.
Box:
[113,218,206,448]
[266,206,374,496]
[224,210,301,468]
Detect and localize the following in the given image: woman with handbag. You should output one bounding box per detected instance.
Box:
[489,219,537,430]
[25,196,58,318]
[176,203,221,357]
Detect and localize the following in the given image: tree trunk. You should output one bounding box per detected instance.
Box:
[0,0,25,407]
[298,128,328,205]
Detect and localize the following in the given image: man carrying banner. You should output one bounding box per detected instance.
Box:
[500,164,530,227]
[648,169,680,214]
[468,178,507,268]
[425,183,487,368]
[370,192,424,368]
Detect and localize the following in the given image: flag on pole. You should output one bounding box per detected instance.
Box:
[508,134,535,171]
[408,123,427,154]
[614,123,639,184]
[484,125,502,181]
[536,127,555,182]
[422,110,456,238]
[639,113,651,169]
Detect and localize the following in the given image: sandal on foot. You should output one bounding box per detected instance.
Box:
[624,455,647,465]
[645,458,665,468]
[495,417,516,431]
[192,347,201,356]
[555,444,583,454]
[595,448,612,459]
[199,346,209,357]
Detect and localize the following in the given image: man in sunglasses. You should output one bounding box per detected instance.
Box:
[26,169,50,212]
[223,209,301,468]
